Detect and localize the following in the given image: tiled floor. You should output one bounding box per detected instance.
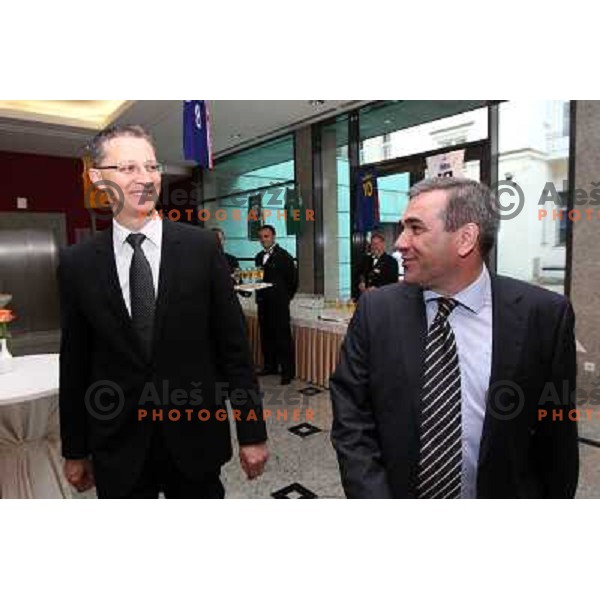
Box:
[575,442,600,498]
[222,375,343,499]
[227,375,600,499]
[75,374,600,499]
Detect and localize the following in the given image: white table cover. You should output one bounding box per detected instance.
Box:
[0,354,71,499]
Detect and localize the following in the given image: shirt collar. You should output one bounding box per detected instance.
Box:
[113,213,162,250]
[423,265,491,314]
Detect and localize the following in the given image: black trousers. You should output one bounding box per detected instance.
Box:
[96,428,225,499]
[257,297,294,379]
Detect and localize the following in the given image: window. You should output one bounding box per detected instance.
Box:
[557,192,568,246]
[496,101,570,293]
[359,101,488,164]
[202,135,296,262]
[319,116,351,299]
[563,102,570,138]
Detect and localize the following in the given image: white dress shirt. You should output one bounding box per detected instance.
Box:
[112,216,162,316]
[423,265,493,499]
[262,244,276,265]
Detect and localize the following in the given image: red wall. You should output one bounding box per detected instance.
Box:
[0,150,89,245]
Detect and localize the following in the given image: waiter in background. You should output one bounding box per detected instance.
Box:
[254,225,298,385]
[358,231,399,294]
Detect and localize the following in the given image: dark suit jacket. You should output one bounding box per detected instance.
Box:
[224,252,239,273]
[254,244,298,305]
[57,219,266,497]
[360,252,399,288]
[330,275,579,499]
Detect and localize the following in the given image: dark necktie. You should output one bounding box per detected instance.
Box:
[416,297,462,499]
[126,233,155,359]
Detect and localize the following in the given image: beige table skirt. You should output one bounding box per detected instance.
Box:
[0,394,71,499]
[246,315,344,389]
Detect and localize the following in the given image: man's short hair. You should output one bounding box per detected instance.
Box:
[409,177,499,258]
[86,124,156,167]
[258,224,276,236]
[370,231,385,243]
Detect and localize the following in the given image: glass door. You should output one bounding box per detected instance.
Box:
[351,141,489,294]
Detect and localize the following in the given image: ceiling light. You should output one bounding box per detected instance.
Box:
[0,100,130,129]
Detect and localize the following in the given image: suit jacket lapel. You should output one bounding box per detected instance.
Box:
[396,284,428,419]
[94,225,143,356]
[152,219,183,352]
[94,226,131,327]
[478,275,527,464]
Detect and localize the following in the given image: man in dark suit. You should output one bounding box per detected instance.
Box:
[58,125,268,498]
[331,177,578,499]
[358,231,399,294]
[254,225,298,385]
[211,227,239,273]
[211,227,253,299]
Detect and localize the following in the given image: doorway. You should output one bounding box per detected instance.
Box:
[350,139,490,296]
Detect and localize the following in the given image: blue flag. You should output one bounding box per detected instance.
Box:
[183,101,213,168]
[354,167,380,233]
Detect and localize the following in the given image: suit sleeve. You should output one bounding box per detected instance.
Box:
[358,255,369,284]
[330,296,393,498]
[285,253,298,298]
[210,240,267,446]
[534,299,579,497]
[57,249,92,459]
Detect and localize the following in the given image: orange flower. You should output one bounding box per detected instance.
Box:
[0,309,15,324]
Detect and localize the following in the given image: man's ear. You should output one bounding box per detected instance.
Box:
[88,168,102,186]
[457,223,479,257]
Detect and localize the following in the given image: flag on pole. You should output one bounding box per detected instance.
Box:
[183,101,213,168]
[354,167,380,233]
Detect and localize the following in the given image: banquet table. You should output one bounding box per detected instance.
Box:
[240,296,351,389]
[0,354,71,499]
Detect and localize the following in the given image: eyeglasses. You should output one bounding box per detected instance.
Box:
[94,162,165,175]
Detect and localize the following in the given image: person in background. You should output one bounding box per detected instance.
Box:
[211,227,239,274]
[358,231,399,294]
[211,227,253,298]
[254,225,298,385]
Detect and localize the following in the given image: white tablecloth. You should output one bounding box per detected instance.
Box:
[240,295,352,388]
[0,354,71,499]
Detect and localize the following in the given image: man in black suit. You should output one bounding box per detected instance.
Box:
[211,227,253,299]
[331,177,578,498]
[254,225,298,385]
[358,231,399,294]
[58,125,268,498]
[211,227,239,274]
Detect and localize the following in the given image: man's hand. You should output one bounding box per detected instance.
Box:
[64,459,95,492]
[239,443,269,480]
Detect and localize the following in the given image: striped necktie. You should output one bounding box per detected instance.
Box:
[416,297,462,499]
